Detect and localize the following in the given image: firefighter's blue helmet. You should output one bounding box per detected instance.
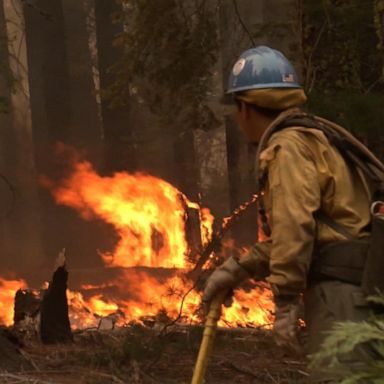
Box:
[227,46,301,94]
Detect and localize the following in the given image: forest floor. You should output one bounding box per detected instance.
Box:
[0,324,309,384]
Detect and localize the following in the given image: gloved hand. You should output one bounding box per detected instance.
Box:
[202,257,250,313]
[273,295,303,356]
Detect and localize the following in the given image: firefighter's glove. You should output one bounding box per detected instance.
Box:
[273,295,303,356]
[202,257,250,314]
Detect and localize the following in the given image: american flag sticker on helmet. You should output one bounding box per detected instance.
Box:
[282,73,295,83]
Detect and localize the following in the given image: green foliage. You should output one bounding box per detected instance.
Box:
[107,0,220,131]
[301,0,384,156]
[311,295,384,384]
[305,90,384,137]
[249,1,384,156]
[303,0,382,93]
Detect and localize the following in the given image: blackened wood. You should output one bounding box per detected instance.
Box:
[185,206,203,265]
[13,290,41,325]
[40,266,72,344]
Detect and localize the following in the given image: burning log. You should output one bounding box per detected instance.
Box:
[184,205,203,264]
[40,249,73,344]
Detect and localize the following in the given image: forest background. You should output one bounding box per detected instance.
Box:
[0,0,383,275]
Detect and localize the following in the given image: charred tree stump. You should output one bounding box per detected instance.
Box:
[40,250,72,344]
[14,289,41,325]
[13,289,41,339]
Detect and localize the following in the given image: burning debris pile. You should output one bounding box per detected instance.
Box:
[2,250,72,345]
[0,154,274,334]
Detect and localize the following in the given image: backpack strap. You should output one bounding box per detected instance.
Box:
[314,211,355,241]
[281,115,384,190]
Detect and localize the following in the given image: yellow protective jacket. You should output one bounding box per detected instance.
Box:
[239,115,372,296]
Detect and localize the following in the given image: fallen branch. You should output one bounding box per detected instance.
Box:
[18,349,41,372]
[9,369,125,384]
[139,369,159,384]
[77,369,125,384]
[221,359,270,380]
[222,359,308,382]
[0,372,52,384]
[159,322,272,336]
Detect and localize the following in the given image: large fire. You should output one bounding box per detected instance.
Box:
[41,160,198,269]
[0,155,273,329]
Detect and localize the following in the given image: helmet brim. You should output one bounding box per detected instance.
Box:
[226,83,302,95]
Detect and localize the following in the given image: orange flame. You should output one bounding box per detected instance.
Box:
[0,277,27,326]
[38,155,274,329]
[200,207,214,246]
[222,284,273,327]
[66,271,273,330]
[42,160,199,268]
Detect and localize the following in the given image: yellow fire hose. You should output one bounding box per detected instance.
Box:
[191,291,226,384]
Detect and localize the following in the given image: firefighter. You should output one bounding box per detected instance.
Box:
[202,46,374,382]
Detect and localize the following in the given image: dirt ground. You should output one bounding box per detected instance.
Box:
[0,324,308,384]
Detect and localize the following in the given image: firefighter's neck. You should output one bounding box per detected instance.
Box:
[237,102,274,144]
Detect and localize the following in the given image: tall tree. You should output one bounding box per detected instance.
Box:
[302,0,384,157]
[22,0,120,271]
[218,0,263,245]
[105,1,226,203]
[0,0,17,271]
[22,0,72,268]
[61,0,103,162]
[24,0,71,143]
[93,0,137,173]
[0,0,44,271]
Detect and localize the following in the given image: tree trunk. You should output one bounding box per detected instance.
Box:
[192,14,231,217]
[173,130,200,201]
[61,0,103,163]
[0,0,44,271]
[0,0,14,271]
[23,0,110,270]
[218,0,262,246]
[26,0,72,143]
[22,0,73,270]
[94,0,137,173]
[262,0,302,73]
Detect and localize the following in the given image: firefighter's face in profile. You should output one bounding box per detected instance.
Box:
[236,101,267,144]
